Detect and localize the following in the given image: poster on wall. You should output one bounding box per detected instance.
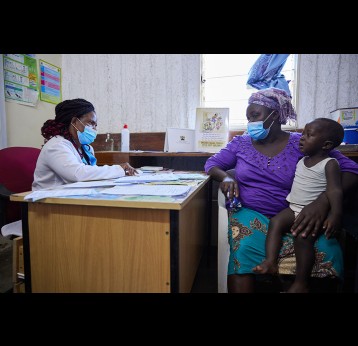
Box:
[195,108,229,153]
[39,59,62,104]
[3,54,39,106]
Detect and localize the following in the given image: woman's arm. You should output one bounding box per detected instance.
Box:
[322,160,343,238]
[291,171,358,238]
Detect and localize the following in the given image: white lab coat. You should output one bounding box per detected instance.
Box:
[32,136,125,190]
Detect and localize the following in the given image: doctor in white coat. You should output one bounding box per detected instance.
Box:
[32,98,136,191]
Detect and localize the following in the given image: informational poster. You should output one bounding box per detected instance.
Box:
[39,59,62,104]
[195,108,229,153]
[3,54,39,106]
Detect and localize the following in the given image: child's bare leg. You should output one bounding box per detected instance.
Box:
[227,274,255,293]
[287,234,316,293]
[253,208,295,274]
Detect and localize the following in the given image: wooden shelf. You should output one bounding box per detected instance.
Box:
[95,151,214,171]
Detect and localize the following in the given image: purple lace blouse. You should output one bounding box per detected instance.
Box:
[205,132,358,218]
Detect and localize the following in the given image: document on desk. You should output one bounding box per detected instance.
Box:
[24,188,98,202]
[100,184,191,196]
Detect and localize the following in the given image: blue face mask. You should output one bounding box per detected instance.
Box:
[72,118,97,145]
[77,126,97,145]
[247,110,275,140]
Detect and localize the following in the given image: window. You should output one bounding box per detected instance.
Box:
[201,54,298,130]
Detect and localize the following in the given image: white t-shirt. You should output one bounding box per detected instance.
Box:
[32,136,125,190]
[286,156,337,213]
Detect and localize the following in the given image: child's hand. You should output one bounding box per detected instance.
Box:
[323,216,341,239]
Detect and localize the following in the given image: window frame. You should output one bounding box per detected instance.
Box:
[200,54,299,131]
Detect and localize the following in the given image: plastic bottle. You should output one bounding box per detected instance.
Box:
[121,124,130,152]
[104,133,114,151]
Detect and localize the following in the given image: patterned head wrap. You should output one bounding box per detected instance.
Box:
[248,87,297,124]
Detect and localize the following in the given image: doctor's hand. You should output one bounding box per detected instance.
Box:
[120,162,137,176]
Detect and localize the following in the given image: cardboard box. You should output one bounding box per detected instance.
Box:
[330,107,358,127]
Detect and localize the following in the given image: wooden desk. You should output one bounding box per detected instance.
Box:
[11,176,211,293]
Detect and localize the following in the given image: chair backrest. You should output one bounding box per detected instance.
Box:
[0,146,40,225]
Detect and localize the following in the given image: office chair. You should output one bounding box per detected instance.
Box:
[0,146,40,237]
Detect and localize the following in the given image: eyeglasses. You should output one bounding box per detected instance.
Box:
[77,118,97,129]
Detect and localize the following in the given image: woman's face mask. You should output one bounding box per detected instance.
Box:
[247,110,275,140]
[72,118,97,145]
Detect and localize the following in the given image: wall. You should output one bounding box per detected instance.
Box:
[4,54,62,148]
[4,54,358,146]
[297,54,358,127]
[61,54,201,134]
[61,54,358,134]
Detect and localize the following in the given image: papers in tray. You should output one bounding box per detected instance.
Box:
[60,180,117,188]
[24,188,98,202]
[114,173,179,183]
[140,166,163,172]
[174,173,206,180]
[100,184,191,197]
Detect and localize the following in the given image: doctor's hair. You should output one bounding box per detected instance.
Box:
[41,98,95,142]
[55,98,95,124]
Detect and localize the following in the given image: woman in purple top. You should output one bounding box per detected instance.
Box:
[204,87,358,293]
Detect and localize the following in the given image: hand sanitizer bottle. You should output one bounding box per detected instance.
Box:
[121,124,130,152]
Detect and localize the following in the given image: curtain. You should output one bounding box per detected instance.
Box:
[247,54,291,96]
[0,55,8,149]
